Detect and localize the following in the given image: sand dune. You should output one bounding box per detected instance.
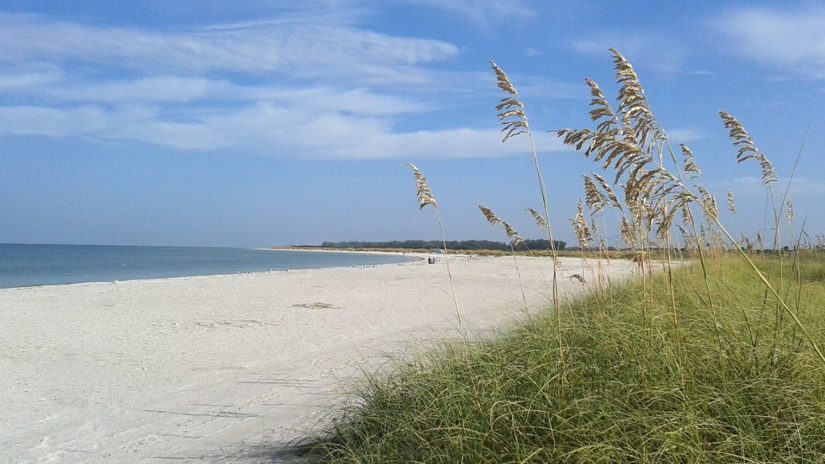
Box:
[0,254,638,463]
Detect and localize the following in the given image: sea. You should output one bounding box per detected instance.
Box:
[0,243,417,289]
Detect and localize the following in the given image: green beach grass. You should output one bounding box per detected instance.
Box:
[308,254,825,462]
[298,49,825,462]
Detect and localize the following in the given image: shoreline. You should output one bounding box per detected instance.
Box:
[0,248,427,292]
[263,246,427,255]
[1,255,639,463]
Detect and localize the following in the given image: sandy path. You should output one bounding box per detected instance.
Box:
[0,255,638,463]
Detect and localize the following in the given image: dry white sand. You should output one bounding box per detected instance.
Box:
[1,254,639,463]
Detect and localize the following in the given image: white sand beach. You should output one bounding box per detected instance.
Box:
[1,254,639,463]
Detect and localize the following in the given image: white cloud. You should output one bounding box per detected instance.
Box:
[0,11,577,161]
[714,7,825,79]
[399,0,536,28]
[53,77,224,103]
[260,87,434,116]
[0,105,108,137]
[0,13,459,85]
[0,103,570,159]
[19,76,431,115]
[0,71,61,90]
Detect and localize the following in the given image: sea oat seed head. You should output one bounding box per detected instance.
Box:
[680,144,701,179]
[525,207,548,228]
[696,186,718,223]
[786,198,794,225]
[727,191,737,216]
[620,217,636,249]
[478,205,500,225]
[583,176,607,213]
[572,199,592,249]
[592,173,622,210]
[719,111,777,184]
[501,220,524,246]
[491,60,530,142]
[407,163,437,209]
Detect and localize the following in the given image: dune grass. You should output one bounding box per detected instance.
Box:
[300,49,825,462]
[308,254,825,462]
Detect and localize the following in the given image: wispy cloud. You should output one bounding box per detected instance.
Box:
[0,13,459,85]
[0,69,62,90]
[398,0,537,28]
[0,101,569,159]
[15,77,431,116]
[0,9,578,160]
[714,7,825,79]
[0,105,109,137]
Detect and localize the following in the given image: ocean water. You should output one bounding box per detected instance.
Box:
[0,244,417,289]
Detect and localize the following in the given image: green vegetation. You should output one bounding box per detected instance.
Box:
[301,49,825,462]
[309,255,825,462]
[312,239,567,252]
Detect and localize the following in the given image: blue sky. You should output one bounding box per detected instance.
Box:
[0,1,823,247]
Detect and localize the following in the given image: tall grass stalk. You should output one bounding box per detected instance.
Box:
[491,61,565,385]
[666,142,724,345]
[408,163,467,347]
[479,205,530,317]
[686,170,825,364]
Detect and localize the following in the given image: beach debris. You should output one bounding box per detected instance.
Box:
[292,302,337,309]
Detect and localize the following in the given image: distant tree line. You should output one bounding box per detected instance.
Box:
[317,239,566,251]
